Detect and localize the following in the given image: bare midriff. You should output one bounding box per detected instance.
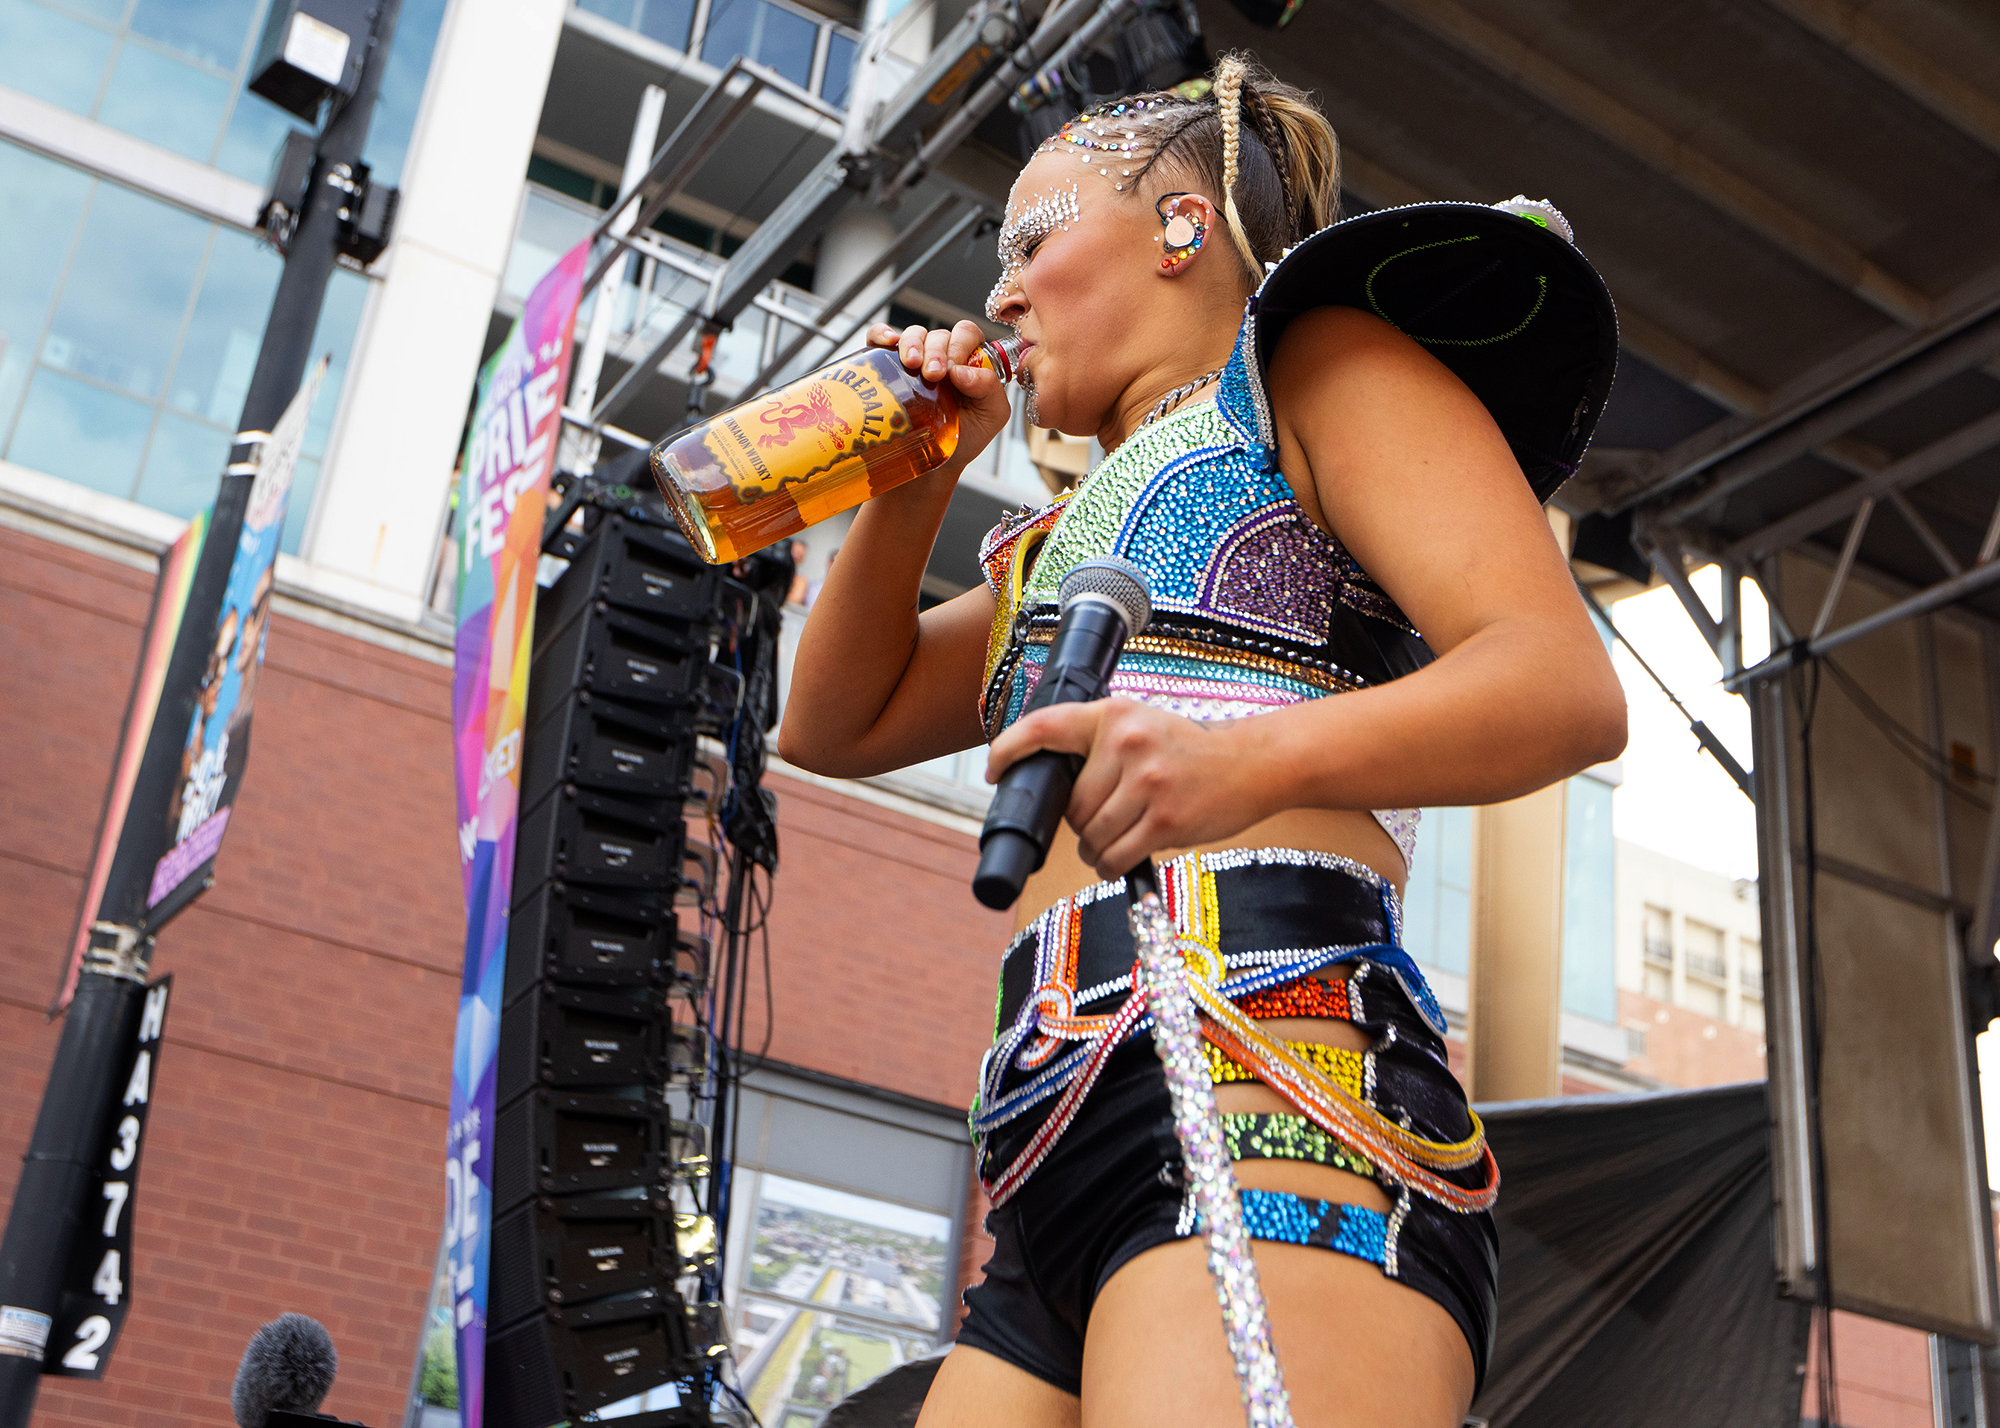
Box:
[1014,803,1406,1214]
[1012,805,1406,934]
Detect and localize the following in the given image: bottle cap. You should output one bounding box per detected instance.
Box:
[980,335,1032,383]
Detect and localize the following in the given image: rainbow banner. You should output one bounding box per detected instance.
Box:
[53,514,206,1012]
[446,238,587,1427]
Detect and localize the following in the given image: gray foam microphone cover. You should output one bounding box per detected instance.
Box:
[1056,555,1152,635]
[231,1312,338,1428]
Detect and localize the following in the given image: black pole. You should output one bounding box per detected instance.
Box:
[0,3,401,1417]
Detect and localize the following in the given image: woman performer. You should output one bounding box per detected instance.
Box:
[779,52,1626,1428]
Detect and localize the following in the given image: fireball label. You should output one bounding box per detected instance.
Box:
[704,357,910,503]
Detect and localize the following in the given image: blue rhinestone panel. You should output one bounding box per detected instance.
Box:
[1237,1188,1389,1266]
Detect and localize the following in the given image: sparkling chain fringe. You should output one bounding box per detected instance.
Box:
[1129,877,1295,1428]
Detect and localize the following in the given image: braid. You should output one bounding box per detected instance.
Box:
[1210,55,1262,282]
[1245,89,1297,238]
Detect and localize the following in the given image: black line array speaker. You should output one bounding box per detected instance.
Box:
[486,1287,693,1427]
[487,506,735,1428]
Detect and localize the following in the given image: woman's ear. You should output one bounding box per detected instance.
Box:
[1155,192,1217,276]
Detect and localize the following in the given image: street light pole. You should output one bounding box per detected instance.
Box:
[0,2,402,1419]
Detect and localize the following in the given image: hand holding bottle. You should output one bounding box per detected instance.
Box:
[866,319,1017,476]
[653,321,1026,563]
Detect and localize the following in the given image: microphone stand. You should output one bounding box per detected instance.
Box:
[1125,859,1293,1428]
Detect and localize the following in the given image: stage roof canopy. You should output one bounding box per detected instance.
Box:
[1201,0,2000,628]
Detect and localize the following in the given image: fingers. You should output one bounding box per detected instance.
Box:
[950,362,1003,401]
[986,701,1168,876]
[1065,707,1164,873]
[917,327,954,381]
[986,702,1100,783]
[948,320,987,365]
[872,322,1003,387]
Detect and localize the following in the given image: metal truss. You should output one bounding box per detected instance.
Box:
[549,0,1142,444]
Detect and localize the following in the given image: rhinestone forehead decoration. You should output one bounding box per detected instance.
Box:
[986,180,1081,320]
[1033,100,1162,190]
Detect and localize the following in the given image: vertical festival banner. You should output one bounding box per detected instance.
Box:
[53,360,326,1012]
[447,239,587,1426]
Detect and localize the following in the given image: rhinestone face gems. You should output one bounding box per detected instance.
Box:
[986,180,1081,321]
[1157,193,1207,273]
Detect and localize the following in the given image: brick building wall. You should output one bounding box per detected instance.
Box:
[0,524,1008,1428]
[1,518,1964,1428]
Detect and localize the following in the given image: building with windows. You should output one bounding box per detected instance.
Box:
[1613,838,1768,1088]
[0,0,450,554]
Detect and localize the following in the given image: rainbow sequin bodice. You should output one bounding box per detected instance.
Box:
[979,311,1433,866]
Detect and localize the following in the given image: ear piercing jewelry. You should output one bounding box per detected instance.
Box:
[1157,192,1206,272]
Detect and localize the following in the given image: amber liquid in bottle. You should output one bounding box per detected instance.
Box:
[651,337,1024,564]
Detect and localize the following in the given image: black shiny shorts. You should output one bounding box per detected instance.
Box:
[956,854,1499,1397]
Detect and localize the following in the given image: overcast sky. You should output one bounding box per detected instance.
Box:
[1607,566,1765,880]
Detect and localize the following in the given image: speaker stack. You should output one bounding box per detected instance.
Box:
[485,503,736,1428]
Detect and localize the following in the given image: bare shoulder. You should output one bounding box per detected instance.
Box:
[1266,305,1501,437]
[1260,305,1566,657]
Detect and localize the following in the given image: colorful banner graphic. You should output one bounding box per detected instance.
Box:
[55,518,206,1012]
[54,359,325,1011]
[447,239,588,1428]
[146,359,325,926]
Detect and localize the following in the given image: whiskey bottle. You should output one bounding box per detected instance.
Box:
[651,336,1026,564]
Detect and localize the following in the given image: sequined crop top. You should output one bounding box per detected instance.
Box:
[977,308,1435,870]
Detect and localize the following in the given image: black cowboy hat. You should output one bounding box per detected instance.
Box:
[1250,197,1620,503]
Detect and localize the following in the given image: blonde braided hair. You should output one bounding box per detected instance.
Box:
[1063,54,1341,288]
[1211,55,1264,284]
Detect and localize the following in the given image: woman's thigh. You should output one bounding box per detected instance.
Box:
[915,1343,1081,1428]
[1079,1232,1474,1428]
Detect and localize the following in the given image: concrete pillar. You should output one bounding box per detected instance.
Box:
[302,0,569,620]
[838,0,933,157]
[785,208,896,572]
[1467,781,1569,1101]
[814,205,899,333]
[570,84,668,426]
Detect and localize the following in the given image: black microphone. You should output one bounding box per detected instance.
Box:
[231,1313,337,1428]
[974,556,1152,909]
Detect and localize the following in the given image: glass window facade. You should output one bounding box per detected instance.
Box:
[700,0,818,90]
[0,0,446,553]
[0,140,364,552]
[1403,806,1473,977]
[1561,774,1618,1023]
[574,0,860,107]
[820,29,857,109]
[1403,776,1620,1024]
[0,0,447,184]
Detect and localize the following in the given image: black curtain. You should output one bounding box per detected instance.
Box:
[1473,1082,1809,1427]
[825,1082,1808,1427]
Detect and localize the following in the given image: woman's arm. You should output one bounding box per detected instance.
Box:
[986,306,1626,875]
[777,321,1009,779]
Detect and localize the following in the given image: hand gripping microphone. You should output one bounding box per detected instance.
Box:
[973,556,1152,909]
